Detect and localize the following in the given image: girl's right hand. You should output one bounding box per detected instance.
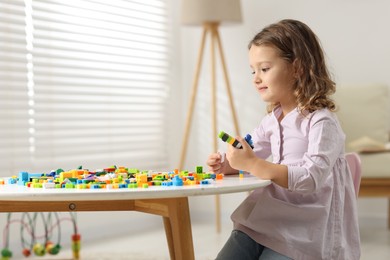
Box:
[206,152,226,174]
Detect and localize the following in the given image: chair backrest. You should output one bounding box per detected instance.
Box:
[345,152,362,198]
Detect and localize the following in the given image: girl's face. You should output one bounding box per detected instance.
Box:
[249,44,297,111]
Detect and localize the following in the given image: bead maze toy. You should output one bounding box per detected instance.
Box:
[1,212,80,260]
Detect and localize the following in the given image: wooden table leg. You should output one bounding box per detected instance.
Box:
[163,197,194,260]
[163,216,175,260]
[135,197,195,260]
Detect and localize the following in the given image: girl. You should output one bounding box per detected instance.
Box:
[207,19,360,260]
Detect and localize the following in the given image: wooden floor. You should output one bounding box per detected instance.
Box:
[28,219,390,260]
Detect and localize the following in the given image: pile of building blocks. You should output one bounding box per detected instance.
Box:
[0,166,224,189]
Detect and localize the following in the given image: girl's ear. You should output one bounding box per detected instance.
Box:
[292,59,303,78]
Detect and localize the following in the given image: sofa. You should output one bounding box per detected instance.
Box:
[333,84,390,228]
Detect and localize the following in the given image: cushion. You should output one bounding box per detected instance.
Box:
[360,153,390,178]
[333,85,390,178]
[333,85,390,152]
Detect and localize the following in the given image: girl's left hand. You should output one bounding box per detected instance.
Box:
[226,136,258,172]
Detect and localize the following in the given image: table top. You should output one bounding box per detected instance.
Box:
[0,175,271,201]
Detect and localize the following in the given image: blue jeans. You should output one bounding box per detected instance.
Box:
[215,230,292,260]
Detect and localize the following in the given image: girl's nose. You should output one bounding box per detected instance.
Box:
[253,73,261,84]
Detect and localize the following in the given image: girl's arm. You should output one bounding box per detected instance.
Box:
[226,136,288,187]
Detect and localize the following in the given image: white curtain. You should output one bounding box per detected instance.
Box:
[0,0,171,176]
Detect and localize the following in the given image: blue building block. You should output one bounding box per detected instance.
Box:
[118,183,127,189]
[8,178,17,184]
[90,184,100,189]
[18,171,43,185]
[162,181,173,186]
[19,171,29,182]
[172,175,183,186]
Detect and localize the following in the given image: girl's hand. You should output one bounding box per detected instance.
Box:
[206,152,226,174]
[226,136,257,172]
[226,136,288,187]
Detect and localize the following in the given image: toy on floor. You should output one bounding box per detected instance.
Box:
[1,166,223,190]
[1,212,80,260]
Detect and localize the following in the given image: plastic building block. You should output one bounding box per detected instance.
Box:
[65,183,75,189]
[244,134,254,149]
[162,181,173,186]
[172,175,183,186]
[128,183,137,188]
[219,131,242,148]
[218,131,254,149]
[77,184,87,189]
[7,178,16,184]
[200,180,209,185]
[43,182,55,189]
[4,164,225,190]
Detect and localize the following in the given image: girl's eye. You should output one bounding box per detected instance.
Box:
[251,67,269,75]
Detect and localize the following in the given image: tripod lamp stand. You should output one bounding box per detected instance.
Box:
[180,0,242,232]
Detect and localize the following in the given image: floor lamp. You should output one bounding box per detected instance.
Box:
[180,0,242,233]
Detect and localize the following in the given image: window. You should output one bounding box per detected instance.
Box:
[0,0,171,176]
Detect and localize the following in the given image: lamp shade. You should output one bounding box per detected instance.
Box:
[181,0,242,26]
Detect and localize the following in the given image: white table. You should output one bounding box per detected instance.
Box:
[0,175,270,260]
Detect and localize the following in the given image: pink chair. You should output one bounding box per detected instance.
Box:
[345,153,362,198]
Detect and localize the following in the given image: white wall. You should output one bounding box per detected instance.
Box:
[3,1,389,255]
[175,0,390,224]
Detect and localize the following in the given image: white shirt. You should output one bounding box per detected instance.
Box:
[231,107,361,260]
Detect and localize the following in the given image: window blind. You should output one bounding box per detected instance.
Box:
[0,0,170,176]
[0,0,31,175]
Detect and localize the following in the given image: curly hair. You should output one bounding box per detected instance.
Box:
[248,19,336,113]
